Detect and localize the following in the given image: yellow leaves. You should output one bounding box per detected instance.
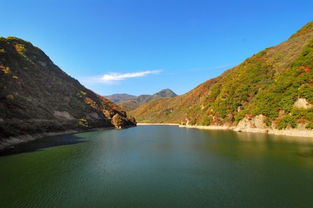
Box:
[80,90,87,95]
[0,65,10,74]
[3,67,10,74]
[7,36,20,40]
[0,66,19,78]
[79,118,88,127]
[85,97,93,104]
[0,48,5,53]
[76,90,87,98]
[14,44,26,55]
[84,97,98,109]
[14,43,35,64]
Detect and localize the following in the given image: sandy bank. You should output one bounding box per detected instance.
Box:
[236,127,313,138]
[137,123,313,138]
[179,124,313,138]
[137,123,179,126]
[179,125,232,130]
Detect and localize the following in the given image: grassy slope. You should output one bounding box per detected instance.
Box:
[130,21,313,130]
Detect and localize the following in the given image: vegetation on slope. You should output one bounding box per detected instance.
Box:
[0,37,136,140]
[130,21,313,130]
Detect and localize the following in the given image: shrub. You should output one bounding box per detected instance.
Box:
[306,122,313,129]
[234,110,246,122]
[200,116,212,126]
[277,115,297,129]
[14,44,26,55]
[79,118,88,127]
[298,84,313,103]
[0,66,10,74]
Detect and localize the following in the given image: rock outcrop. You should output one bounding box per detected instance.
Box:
[235,115,268,133]
[111,114,137,129]
[294,98,313,109]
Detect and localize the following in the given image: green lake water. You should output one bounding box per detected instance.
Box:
[1,125,313,208]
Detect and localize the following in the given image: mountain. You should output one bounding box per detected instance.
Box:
[105,93,137,103]
[152,88,177,98]
[116,89,177,111]
[0,37,136,148]
[130,21,313,134]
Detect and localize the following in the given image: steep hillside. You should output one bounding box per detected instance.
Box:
[0,37,136,146]
[117,89,177,111]
[131,21,313,133]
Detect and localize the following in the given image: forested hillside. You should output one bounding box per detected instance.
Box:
[131,21,313,131]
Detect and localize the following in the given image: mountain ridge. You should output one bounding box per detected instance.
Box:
[0,36,136,149]
[105,93,137,103]
[130,21,313,137]
[107,89,177,111]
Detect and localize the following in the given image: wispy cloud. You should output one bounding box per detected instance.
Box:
[87,70,161,84]
[101,70,161,81]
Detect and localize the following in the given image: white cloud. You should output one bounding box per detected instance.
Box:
[80,70,162,84]
[101,70,161,81]
[87,70,161,84]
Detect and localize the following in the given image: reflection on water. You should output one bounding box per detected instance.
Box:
[0,126,313,208]
[197,128,313,168]
[0,135,86,156]
[234,131,313,144]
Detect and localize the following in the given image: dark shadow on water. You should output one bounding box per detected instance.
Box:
[0,134,86,157]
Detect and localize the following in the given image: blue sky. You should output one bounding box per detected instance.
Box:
[1,0,312,95]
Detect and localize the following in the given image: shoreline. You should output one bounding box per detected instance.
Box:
[137,123,313,139]
[2,123,313,150]
[137,123,179,126]
[180,125,313,138]
[0,125,133,151]
[0,130,79,150]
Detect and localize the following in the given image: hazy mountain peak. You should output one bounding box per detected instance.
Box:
[105,93,137,103]
[108,89,177,111]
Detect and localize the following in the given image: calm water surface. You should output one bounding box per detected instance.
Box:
[1,126,313,208]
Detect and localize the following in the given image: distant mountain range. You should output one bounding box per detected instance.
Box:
[105,94,137,103]
[2,20,313,147]
[130,21,313,135]
[106,89,177,111]
[0,37,136,149]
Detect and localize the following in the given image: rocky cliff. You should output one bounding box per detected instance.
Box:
[0,37,136,148]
